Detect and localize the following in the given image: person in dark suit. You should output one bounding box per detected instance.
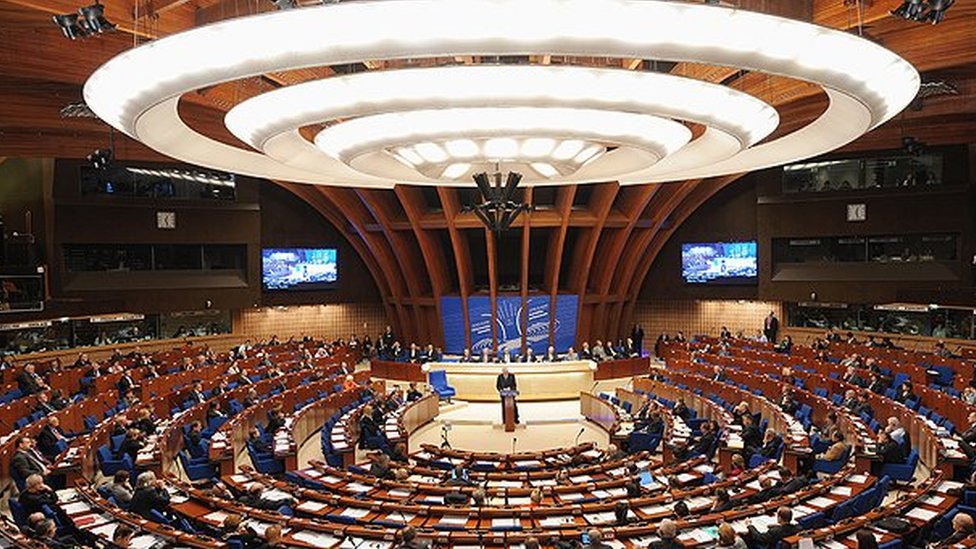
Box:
[37,417,69,459]
[116,372,136,401]
[631,324,644,357]
[117,428,145,462]
[129,471,171,521]
[16,364,47,395]
[19,474,61,516]
[648,520,682,549]
[875,431,905,467]
[770,467,805,498]
[11,436,48,481]
[543,346,560,362]
[959,412,976,458]
[758,430,783,460]
[763,312,779,345]
[188,382,207,405]
[406,382,423,402]
[584,529,613,549]
[496,367,519,423]
[936,513,975,546]
[266,407,285,435]
[33,393,57,417]
[747,507,798,548]
[673,398,690,421]
[247,428,272,454]
[741,415,762,455]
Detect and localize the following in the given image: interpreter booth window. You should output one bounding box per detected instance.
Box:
[72,315,158,347]
[788,303,975,340]
[0,319,72,355]
[159,310,232,339]
[782,152,943,194]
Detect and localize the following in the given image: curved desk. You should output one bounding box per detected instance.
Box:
[425,361,598,401]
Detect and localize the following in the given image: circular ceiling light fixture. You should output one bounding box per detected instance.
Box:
[83,0,919,188]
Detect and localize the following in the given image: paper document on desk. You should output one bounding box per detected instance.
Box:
[748,514,778,533]
[384,512,415,524]
[539,516,576,528]
[231,474,250,483]
[491,518,519,528]
[584,511,616,525]
[907,507,938,521]
[439,515,468,526]
[792,505,817,518]
[291,530,341,548]
[130,535,161,549]
[263,489,294,501]
[339,537,390,549]
[570,474,593,483]
[345,482,372,493]
[62,501,92,515]
[244,520,288,536]
[296,501,328,513]
[57,489,80,503]
[490,480,522,488]
[529,478,557,487]
[340,507,370,519]
[806,496,837,509]
[920,495,945,506]
[938,481,964,493]
[639,504,670,516]
[204,510,231,523]
[508,496,530,505]
[830,486,852,497]
[679,527,718,543]
[676,473,697,483]
[847,474,869,484]
[89,522,118,537]
[387,489,412,498]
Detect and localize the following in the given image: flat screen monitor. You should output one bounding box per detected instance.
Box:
[262,248,338,291]
[681,241,757,284]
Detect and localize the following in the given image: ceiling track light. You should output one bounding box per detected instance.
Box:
[53,1,115,39]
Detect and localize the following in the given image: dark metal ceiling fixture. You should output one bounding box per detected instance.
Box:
[891,0,954,24]
[87,148,113,170]
[52,1,115,39]
[463,171,532,233]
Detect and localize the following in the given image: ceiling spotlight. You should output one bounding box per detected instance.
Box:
[87,148,113,169]
[78,1,115,34]
[52,13,88,39]
[920,0,954,24]
[891,0,926,20]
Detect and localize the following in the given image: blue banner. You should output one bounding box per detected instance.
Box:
[440,294,580,355]
[553,294,579,352]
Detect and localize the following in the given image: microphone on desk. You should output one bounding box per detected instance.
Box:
[590,381,599,394]
[512,437,517,454]
[575,427,585,446]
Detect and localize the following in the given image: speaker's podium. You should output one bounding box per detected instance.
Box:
[499,389,519,432]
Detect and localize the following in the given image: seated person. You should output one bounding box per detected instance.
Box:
[585,529,613,549]
[935,512,975,546]
[458,349,475,363]
[117,428,145,462]
[368,453,395,480]
[108,469,134,508]
[711,488,734,512]
[741,415,762,455]
[239,483,290,511]
[111,524,135,549]
[33,393,57,416]
[758,430,783,460]
[649,520,681,549]
[254,523,285,549]
[746,506,798,548]
[673,398,691,421]
[895,381,915,403]
[247,427,271,454]
[220,514,261,548]
[11,436,49,482]
[445,465,474,487]
[873,431,906,471]
[405,382,423,402]
[397,526,429,549]
[770,467,805,497]
[779,390,799,415]
[543,346,560,362]
[342,374,358,391]
[266,406,286,435]
[37,416,69,460]
[19,473,62,516]
[817,431,849,463]
[129,471,171,521]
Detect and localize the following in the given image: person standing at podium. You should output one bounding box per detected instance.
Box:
[496,367,519,424]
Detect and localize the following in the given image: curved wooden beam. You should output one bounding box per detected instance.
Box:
[437,188,474,350]
[545,185,577,346]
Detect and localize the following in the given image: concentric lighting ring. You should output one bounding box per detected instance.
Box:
[225,65,778,150]
[83,0,919,187]
[314,107,692,179]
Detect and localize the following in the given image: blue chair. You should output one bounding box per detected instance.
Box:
[878,449,918,482]
[812,446,850,475]
[831,500,856,522]
[628,432,661,453]
[178,450,217,481]
[97,445,128,476]
[797,511,827,530]
[428,370,456,401]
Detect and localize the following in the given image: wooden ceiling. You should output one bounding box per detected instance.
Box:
[1,0,975,345]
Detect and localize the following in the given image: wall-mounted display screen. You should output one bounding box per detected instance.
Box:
[681,241,757,284]
[262,248,338,291]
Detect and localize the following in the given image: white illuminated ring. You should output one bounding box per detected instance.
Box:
[83,0,919,187]
[314,107,692,180]
[226,65,778,150]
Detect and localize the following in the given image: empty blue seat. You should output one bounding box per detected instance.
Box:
[428,370,456,401]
